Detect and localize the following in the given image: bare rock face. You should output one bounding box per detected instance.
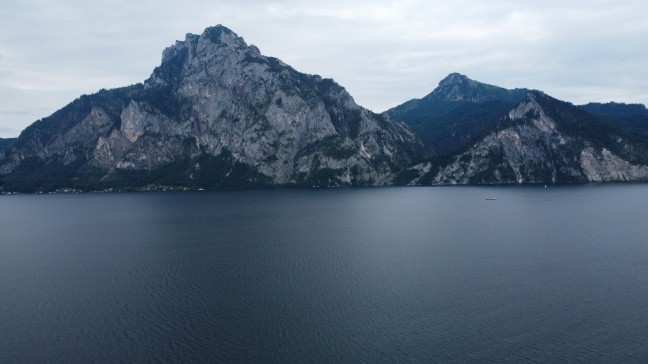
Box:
[0,25,422,191]
[402,92,648,185]
[580,147,648,181]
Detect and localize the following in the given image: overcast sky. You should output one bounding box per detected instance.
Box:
[1,0,647,138]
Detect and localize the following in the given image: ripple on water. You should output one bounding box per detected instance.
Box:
[1,186,648,362]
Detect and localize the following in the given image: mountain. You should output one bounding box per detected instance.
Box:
[385,73,528,153]
[579,102,648,135]
[580,102,648,117]
[0,25,422,192]
[398,91,648,185]
[0,138,16,152]
[3,28,647,192]
[0,138,16,162]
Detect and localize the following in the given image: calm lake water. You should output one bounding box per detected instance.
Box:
[2,185,648,363]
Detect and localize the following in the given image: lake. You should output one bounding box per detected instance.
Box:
[2,185,648,362]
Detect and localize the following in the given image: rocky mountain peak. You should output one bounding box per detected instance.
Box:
[161,25,245,59]
[385,73,530,153]
[433,73,479,101]
[427,73,527,104]
[0,24,422,191]
[437,72,471,87]
[151,25,257,89]
[508,91,547,121]
[202,25,239,42]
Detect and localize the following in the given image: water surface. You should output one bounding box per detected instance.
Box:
[1,185,648,362]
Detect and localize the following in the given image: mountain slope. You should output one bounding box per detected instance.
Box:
[0,138,16,152]
[385,73,528,153]
[579,102,648,135]
[0,138,16,165]
[0,25,422,192]
[579,102,648,117]
[399,91,648,185]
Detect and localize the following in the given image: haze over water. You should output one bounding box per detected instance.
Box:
[2,185,648,362]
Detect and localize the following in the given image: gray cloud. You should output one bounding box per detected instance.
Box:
[1,0,647,137]
[0,110,32,115]
[0,126,20,135]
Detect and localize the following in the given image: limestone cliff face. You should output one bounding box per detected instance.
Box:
[402,92,648,185]
[0,25,422,191]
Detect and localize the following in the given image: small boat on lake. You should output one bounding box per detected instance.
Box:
[486,197,497,201]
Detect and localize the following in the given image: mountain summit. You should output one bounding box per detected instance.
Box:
[385,73,529,153]
[0,25,422,192]
[432,73,528,103]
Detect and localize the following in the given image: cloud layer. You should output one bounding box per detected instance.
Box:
[1,0,647,137]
